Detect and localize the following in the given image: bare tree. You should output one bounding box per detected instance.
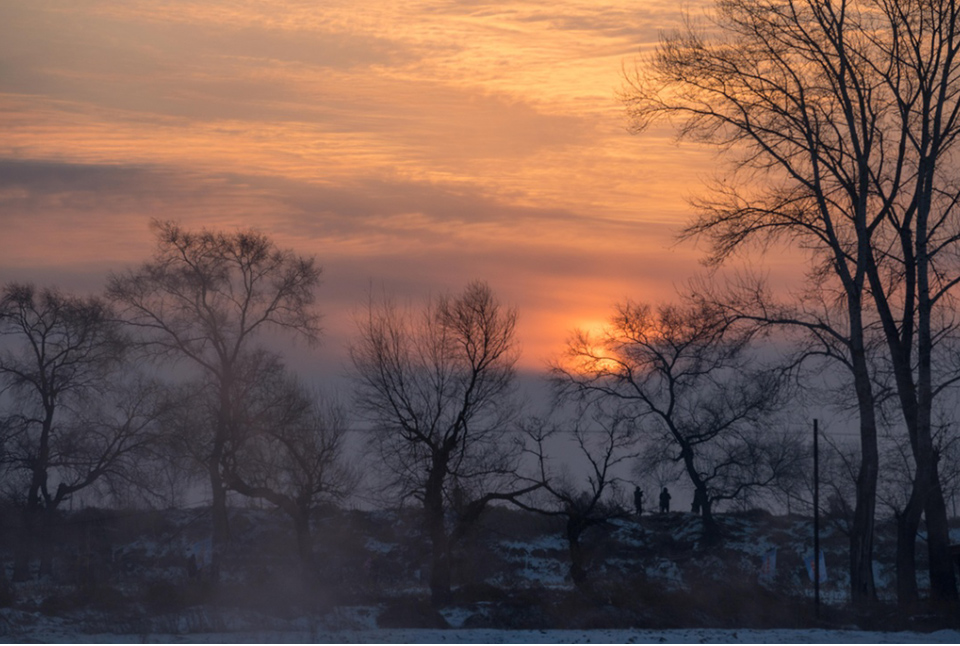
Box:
[0,284,161,579]
[553,299,786,544]
[623,0,960,603]
[71,371,171,507]
[220,350,358,563]
[516,407,641,590]
[107,221,322,554]
[691,272,889,598]
[350,280,538,606]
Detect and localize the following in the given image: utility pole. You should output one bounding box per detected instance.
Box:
[813,418,820,619]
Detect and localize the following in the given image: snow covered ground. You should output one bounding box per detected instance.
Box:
[4,608,958,644]
[4,508,958,642]
[5,605,959,643]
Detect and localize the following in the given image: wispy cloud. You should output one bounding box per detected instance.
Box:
[0,0,712,369]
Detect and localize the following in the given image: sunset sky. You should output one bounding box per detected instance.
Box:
[0,0,757,377]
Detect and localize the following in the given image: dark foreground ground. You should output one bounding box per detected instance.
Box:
[0,505,958,641]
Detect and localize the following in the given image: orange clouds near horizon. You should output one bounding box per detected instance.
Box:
[0,0,753,374]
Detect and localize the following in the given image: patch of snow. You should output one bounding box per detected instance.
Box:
[671,517,702,541]
[364,538,394,554]
[320,605,380,631]
[489,555,569,588]
[440,605,478,629]
[500,534,567,552]
[492,536,569,587]
[647,558,683,587]
[610,522,650,548]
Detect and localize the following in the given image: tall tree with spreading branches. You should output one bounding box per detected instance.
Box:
[221,350,358,563]
[0,284,161,579]
[623,0,960,603]
[107,221,322,555]
[517,407,642,590]
[350,280,539,606]
[553,299,786,545]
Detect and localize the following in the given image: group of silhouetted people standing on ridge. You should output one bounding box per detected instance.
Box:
[633,485,673,516]
[635,485,709,517]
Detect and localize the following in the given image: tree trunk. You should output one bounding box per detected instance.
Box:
[847,298,879,606]
[850,414,879,605]
[915,151,958,603]
[924,470,958,601]
[209,459,228,583]
[894,405,945,606]
[428,516,452,607]
[39,508,55,578]
[567,520,588,590]
[677,445,721,546]
[18,408,54,582]
[424,459,452,607]
[701,498,721,546]
[210,466,230,546]
[899,415,958,602]
[212,376,233,555]
[12,508,33,582]
[897,493,923,605]
[221,467,317,568]
[294,512,313,564]
[878,162,960,604]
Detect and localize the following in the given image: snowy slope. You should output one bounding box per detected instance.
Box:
[2,506,958,641]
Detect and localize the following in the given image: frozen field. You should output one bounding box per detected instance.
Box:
[5,604,958,643]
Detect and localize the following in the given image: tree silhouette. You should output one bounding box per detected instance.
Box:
[0,284,161,579]
[623,0,960,603]
[517,408,641,590]
[107,220,321,558]
[553,298,786,544]
[350,280,538,606]
[220,350,357,563]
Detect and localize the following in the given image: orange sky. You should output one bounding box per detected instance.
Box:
[0,0,782,374]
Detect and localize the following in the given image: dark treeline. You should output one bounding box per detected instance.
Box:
[2,216,958,614]
[623,0,960,610]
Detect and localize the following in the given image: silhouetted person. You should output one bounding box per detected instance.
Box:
[633,486,644,516]
[692,488,706,515]
[659,487,671,513]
